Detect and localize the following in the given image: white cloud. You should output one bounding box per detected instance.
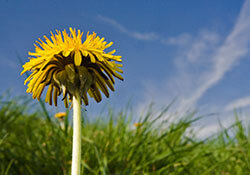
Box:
[177,0,250,111]
[194,119,231,138]
[195,111,250,138]
[97,2,250,139]
[97,2,250,132]
[138,0,250,116]
[161,33,192,46]
[195,123,221,138]
[225,96,250,111]
[97,15,159,40]
[186,31,219,63]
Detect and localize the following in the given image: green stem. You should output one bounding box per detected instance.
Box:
[71,92,82,175]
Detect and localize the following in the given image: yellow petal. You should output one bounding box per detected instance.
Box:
[63,50,71,57]
[88,52,96,63]
[45,84,53,105]
[104,42,113,49]
[107,49,116,55]
[82,92,89,106]
[53,87,59,106]
[64,98,69,108]
[94,53,104,61]
[74,50,82,66]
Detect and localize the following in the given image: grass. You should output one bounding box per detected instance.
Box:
[0,96,249,175]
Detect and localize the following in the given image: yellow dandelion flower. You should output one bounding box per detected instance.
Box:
[21,28,123,107]
[133,123,142,127]
[54,112,67,119]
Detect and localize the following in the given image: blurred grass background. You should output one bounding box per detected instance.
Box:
[0,95,249,175]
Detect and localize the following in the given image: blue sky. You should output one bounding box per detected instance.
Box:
[1,0,250,136]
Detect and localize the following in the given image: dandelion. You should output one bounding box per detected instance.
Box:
[133,123,142,127]
[54,112,67,129]
[54,112,67,119]
[21,28,123,175]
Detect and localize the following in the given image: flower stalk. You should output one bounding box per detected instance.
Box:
[71,91,82,175]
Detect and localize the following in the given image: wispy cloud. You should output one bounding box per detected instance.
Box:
[195,111,250,138]
[225,96,250,111]
[97,15,204,49]
[161,33,192,46]
[139,30,222,113]
[185,31,219,63]
[195,123,221,138]
[97,15,159,40]
[177,0,250,110]
[194,116,235,138]
[138,0,250,116]
[96,2,250,138]
[98,1,250,129]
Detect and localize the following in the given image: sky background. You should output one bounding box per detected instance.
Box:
[1,0,250,137]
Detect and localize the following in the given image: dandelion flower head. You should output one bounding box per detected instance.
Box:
[54,112,67,119]
[21,28,123,107]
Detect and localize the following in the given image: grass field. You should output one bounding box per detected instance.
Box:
[0,96,249,175]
